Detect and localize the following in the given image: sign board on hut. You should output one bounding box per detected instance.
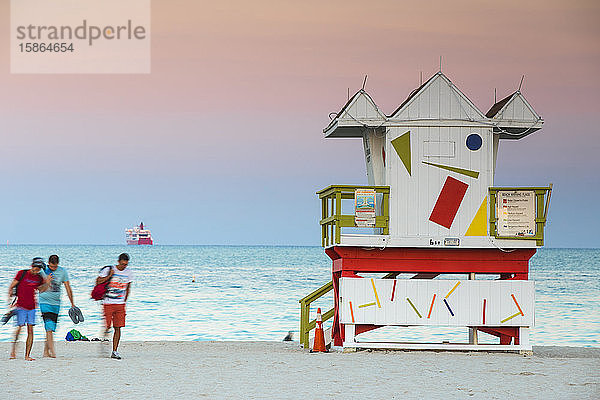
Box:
[496,190,536,237]
[355,189,376,227]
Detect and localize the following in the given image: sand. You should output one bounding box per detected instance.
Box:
[2,341,599,399]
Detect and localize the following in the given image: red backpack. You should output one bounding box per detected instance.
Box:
[90,266,112,301]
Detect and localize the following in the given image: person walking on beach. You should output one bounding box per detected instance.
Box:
[7,257,51,360]
[96,253,133,360]
[39,254,77,358]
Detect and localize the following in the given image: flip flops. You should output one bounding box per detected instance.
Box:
[68,306,84,324]
[1,309,16,325]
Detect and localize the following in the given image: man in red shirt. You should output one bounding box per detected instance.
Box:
[7,257,51,361]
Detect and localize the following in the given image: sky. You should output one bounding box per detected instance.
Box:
[0,0,599,247]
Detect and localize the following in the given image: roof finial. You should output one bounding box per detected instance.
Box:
[494,88,497,103]
[347,87,350,101]
[362,75,368,90]
[439,56,442,72]
[518,75,525,92]
[420,71,423,86]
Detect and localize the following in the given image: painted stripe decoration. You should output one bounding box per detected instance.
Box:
[427,294,436,319]
[445,281,461,299]
[482,299,487,325]
[371,278,381,308]
[429,176,469,229]
[406,298,422,318]
[511,294,524,316]
[358,302,376,308]
[422,161,480,179]
[443,298,454,317]
[501,311,522,324]
[339,278,535,327]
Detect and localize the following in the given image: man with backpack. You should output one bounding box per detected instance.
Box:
[96,253,133,360]
[39,254,77,358]
[7,257,51,360]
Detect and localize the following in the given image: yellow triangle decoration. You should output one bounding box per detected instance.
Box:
[465,197,487,236]
[391,131,411,175]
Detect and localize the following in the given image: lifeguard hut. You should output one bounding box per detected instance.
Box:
[299,71,552,352]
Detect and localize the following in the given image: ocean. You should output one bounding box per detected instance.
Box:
[0,246,598,347]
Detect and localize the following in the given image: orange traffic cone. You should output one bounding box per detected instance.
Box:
[311,308,328,353]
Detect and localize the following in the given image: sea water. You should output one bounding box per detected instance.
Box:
[0,246,598,347]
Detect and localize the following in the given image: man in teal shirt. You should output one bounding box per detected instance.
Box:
[39,255,76,358]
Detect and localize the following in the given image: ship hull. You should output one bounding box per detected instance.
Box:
[127,238,153,245]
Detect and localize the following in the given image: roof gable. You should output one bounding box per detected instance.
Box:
[324,89,386,137]
[486,91,541,121]
[337,90,386,121]
[390,72,486,121]
[485,91,543,139]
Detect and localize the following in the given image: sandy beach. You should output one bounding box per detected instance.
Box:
[2,341,598,399]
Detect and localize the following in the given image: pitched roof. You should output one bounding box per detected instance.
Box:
[333,90,363,120]
[388,74,436,117]
[389,72,486,120]
[323,89,386,136]
[485,92,516,118]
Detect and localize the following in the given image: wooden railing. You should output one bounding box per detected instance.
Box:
[298,281,334,349]
[317,185,390,247]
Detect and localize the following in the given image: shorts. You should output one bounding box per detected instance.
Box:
[40,303,60,332]
[103,303,126,328]
[16,308,36,326]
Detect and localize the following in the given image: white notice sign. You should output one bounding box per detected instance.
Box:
[497,190,536,237]
[355,189,376,227]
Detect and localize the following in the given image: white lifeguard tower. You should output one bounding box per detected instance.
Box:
[300,71,552,352]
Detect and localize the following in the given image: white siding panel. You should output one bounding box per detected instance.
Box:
[432,281,448,324]
[503,101,515,120]
[347,95,363,118]
[457,281,470,325]
[340,278,534,326]
[430,78,440,118]
[489,281,502,325]
[423,141,455,157]
[513,96,525,120]
[441,78,453,119]
[340,92,384,121]
[386,88,493,243]
[502,95,536,121]
[499,281,513,324]
[389,126,494,238]
[404,280,423,324]
[418,81,429,118]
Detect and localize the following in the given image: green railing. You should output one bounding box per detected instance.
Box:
[298,281,334,349]
[317,185,390,247]
[489,185,553,246]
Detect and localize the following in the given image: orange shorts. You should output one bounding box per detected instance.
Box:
[103,303,126,328]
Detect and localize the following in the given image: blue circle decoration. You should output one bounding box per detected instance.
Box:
[466,133,482,151]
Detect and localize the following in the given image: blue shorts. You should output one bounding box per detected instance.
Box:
[40,303,60,332]
[16,308,36,326]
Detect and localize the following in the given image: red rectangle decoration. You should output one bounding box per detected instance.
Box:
[429,176,469,229]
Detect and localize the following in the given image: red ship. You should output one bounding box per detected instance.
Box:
[125,222,153,245]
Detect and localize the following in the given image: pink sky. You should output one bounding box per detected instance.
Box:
[2,1,598,114]
[0,0,598,245]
